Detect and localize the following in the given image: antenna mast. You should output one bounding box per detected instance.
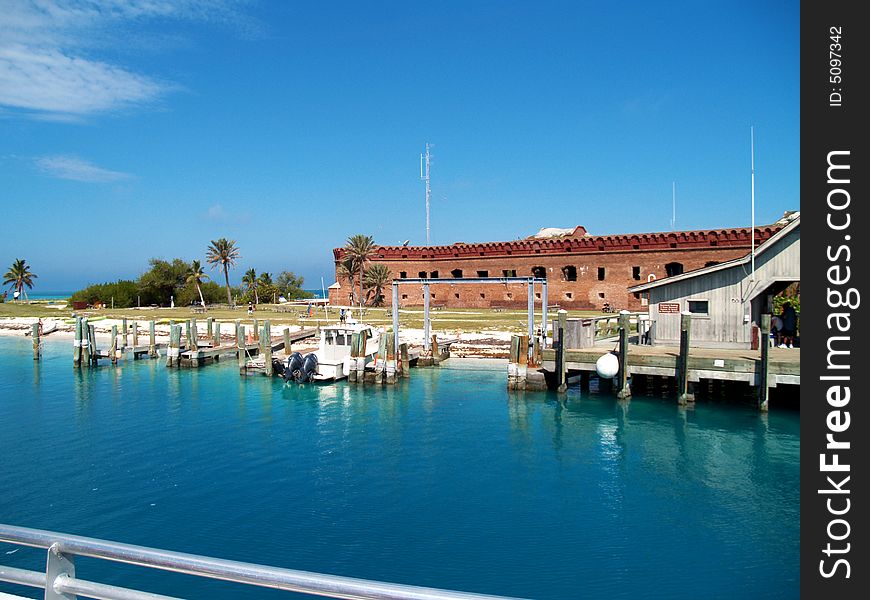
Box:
[420,143,431,245]
[750,126,756,281]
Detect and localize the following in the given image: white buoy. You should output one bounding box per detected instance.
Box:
[596,353,619,378]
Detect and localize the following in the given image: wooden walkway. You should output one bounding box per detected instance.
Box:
[184,328,319,368]
[541,345,799,388]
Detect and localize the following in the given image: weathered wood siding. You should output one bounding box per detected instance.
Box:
[649,226,799,348]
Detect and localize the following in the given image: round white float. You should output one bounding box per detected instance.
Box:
[595,353,619,378]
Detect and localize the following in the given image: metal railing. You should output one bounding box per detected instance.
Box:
[1,524,520,600]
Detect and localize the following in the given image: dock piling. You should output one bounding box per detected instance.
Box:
[677,312,694,404]
[283,328,291,356]
[88,324,97,367]
[73,317,82,368]
[149,321,157,357]
[508,335,519,389]
[386,331,397,384]
[556,309,567,392]
[263,321,272,376]
[81,317,91,368]
[167,325,180,367]
[121,318,128,349]
[616,312,631,400]
[237,325,246,372]
[400,343,410,378]
[758,314,771,411]
[518,334,529,389]
[32,323,40,360]
[110,325,118,364]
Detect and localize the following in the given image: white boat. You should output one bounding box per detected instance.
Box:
[279,323,380,383]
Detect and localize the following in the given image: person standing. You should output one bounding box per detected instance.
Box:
[779,302,798,348]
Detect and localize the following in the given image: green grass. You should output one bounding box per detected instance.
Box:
[1,302,607,333]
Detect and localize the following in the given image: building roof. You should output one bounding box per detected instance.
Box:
[628,213,800,293]
[333,217,793,261]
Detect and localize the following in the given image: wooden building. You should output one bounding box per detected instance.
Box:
[330,219,792,311]
[628,213,799,349]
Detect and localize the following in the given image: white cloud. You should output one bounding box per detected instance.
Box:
[35,155,133,182]
[0,1,253,119]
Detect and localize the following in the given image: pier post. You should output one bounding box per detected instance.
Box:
[375,332,387,384]
[431,335,440,365]
[677,312,694,404]
[88,324,97,366]
[207,318,213,344]
[213,321,221,346]
[400,342,410,378]
[355,331,366,382]
[253,318,259,342]
[348,332,359,383]
[508,335,519,389]
[518,334,529,390]
[541,279,548,348]
[616,311,631,400]
[237,325,246,372]
[122,318,128,349]
[423,283,431,353]
[531,335,541,368]
[167,325,179,367]
[392,282,400,354]
[527,282,534,362]
[758,314,771,412]
[556,309,567,393]
[263,321,273,376]
[81,317,91,368]
[386,331,397,384]
[149,321,157,357]
[132,321,138,352]
[283,328,291,355]
[73,316,82,368]
[110,325,118,364]
[191,318,198,346]
[32,323,40,360]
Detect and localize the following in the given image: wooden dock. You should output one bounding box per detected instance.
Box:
[541,345,799,391]
[189,328,319,368]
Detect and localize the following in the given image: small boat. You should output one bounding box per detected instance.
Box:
[277,323,380,383]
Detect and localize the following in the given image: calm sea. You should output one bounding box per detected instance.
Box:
[0,337,799,599]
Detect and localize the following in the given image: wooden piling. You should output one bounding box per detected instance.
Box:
[375,333,387,384]
[81,317,91,368]
[507,335,519,389]
[237,325,246,372]
[263,321,273,376]
[348,332,359,383]
[677,312,694,404]
[386,331,397,384]
[185,320,193,352]
[758,314,771,412]
[149,321,157,357]
[73,316,82,368]
[431,335,440,365]
[400,342,410,378]
[556,309,567,392]
[167,325,180,367]
[517,334,529,390]
[253,318,259,342]
[88,324,97,367]
[191,318,198,346]
[110,325,118,364]
[122,318,128,349]
[32,323,40,360]
[355,331,366,382]
[207,318,213,344]
[131,321,139,354]
[283,328,291,356]
[616,312,631,400]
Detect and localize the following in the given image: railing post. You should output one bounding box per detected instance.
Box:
[759,313,771,411]
[45,542,75,600]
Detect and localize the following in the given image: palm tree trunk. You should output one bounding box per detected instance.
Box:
[358,265,364,312]
[254,287,259,306]
[197,283,205,307]
[223,267,232,306]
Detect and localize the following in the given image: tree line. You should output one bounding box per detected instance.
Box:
[67,238,311,308]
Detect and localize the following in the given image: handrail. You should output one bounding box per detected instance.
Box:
[1,524,520,600]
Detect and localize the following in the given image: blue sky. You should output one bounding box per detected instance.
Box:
[0,0,799,291]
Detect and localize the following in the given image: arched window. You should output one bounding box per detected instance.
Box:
[665,262,684,277]
[531,266,546,278]
[562,265,577,281]
[451,269,463,278]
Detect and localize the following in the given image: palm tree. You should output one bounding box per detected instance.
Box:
[258,271,274,303]
[336,256,358,305]
[206,238,240,307]
[3,258,37,301]
[343,234,376,309]
[363,263,391,307]
[242,268,259,305]
[185,260,209,307]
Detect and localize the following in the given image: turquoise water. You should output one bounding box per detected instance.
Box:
[0,337,799,599]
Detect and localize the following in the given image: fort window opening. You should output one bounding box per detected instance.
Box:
[599,292,605,299]
[535,292,541,299]
[399,271,407,279]
[477,270,489,278]
[480,293,486,299]
[418,271,427,278]
[431,293,436,299]
[531,266,546,278]
[632,266,641,280]
[401,294,408,300]
[506,292,513,300]
[597,267,606,280]
[562,265,577,281]
[665,262,684,277]
[502,269,517,277]
[430,270,439,278]
[565,292,574,300]
[454,293,460,299]
[451,269,463,278]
